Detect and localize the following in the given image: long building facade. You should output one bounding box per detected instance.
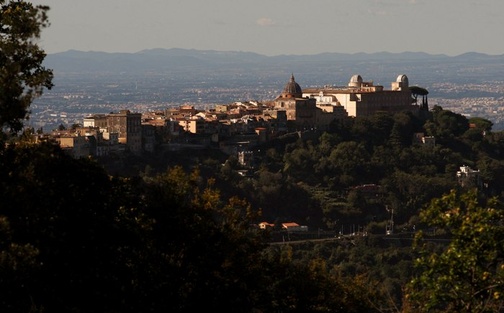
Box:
[302,74,418,117]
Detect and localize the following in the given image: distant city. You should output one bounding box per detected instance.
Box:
[29,49,504,131]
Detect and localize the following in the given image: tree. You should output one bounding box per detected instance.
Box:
[0,142,128,311]
[425,106,469,140]
[328,141,370,185]
[468,117,493,133]
[410,86,429,110]
[406,189,504,312]
[0,0,53,135]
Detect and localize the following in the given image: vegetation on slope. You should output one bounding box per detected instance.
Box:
[3,2,504,311]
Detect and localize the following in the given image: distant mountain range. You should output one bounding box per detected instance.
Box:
[33,48,504,131]
[43,48,504,88]
[46,48,503,70]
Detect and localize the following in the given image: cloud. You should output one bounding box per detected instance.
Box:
[367,8,389,16]
[372,0,418,5]
[256,17,276,27]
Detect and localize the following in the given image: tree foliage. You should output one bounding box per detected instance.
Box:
[425,105,470,139]
[0,0,53,134]
[4,3,504,310]
[0,143,386,312]
[406,189,504,312]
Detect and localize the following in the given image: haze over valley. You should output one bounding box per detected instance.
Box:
[31,49,504,130]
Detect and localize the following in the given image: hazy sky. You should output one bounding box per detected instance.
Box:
[30,0,504,56]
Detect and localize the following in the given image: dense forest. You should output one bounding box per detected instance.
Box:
[4,105,504,312]
[3,1,504,312]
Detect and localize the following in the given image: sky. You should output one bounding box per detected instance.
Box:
[30,0,504,56]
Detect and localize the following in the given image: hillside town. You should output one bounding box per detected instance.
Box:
[5,1,504,312]
[36,74,428,159]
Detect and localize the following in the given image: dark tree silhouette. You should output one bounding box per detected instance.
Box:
[0,0,53,135]
[410,86,429,111]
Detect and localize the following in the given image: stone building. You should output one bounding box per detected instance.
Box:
[273,74,318,130]
[57,134,92,159]
[457,165,482,189]
[105,110,142,154]
[303,74,418,117]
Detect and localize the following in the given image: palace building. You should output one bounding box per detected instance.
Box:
[272,74,348,131]
[302,74,419,118]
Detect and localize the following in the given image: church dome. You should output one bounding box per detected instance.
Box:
[282,74,302,98]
